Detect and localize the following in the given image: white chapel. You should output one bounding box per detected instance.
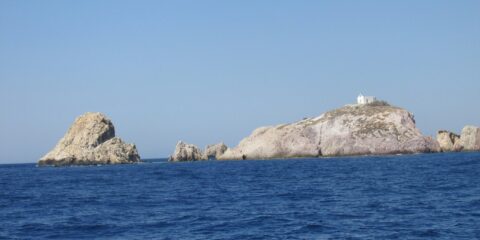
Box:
[357,93,377,105]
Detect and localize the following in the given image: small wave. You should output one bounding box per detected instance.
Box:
[3,153,480,239]
[412,229,441,237]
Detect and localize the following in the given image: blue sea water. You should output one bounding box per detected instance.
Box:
[1,153,480,239]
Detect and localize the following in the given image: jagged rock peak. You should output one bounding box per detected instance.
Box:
[38,112,141,166]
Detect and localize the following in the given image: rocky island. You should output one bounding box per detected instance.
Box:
[168,141,205,162]
[38,112,141,166]
[169,141,228,161]
[436,130,460,152]
[204,142,228,160]
[437,126,480,152]
[455,125,480,151]
[218,101,440,160]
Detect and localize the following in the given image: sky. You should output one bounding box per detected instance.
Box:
[0,1,479,163]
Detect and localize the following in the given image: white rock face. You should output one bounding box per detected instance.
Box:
[169,141,205,162]
[204,142,228,159]
[219,104,440,160]
[38,112,140,166]
[454,125,480,151]
[436,130,460,152]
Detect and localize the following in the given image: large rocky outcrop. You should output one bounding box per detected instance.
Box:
[204,142,228,159]
[219,104,440,160]
[169,141,206,162]
[436,130,460,152]
[38,112,141,166]
[454,125,480,151]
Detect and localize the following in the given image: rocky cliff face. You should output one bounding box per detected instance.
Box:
[454,125,480,151]
[169,141,206,162]
[38,112,141,166]
[204,142,228,159]
[219,104,440,160]
[437,130,460,152]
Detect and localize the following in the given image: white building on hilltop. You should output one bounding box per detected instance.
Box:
[357,93,377,105]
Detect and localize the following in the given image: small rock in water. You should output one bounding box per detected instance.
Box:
[204,142,228,160]
[169,141,205,162]
[436,130,460,152]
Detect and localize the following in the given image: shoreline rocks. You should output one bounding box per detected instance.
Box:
[219,104,440,160]
[38,112,141,166]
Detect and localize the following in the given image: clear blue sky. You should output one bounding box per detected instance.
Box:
[1,1,479,163]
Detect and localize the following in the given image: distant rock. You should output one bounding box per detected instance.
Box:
[436,130,460,152]
[169,141,205,162]
[454,125,480,151]
[204,142,228,159]
[38,112,141,166]
[219,104,440,160]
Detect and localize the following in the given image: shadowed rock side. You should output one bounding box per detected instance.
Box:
[204,142,228,159]
[454,125,480,151]
[169,141,205,162]
[219,104,440,160]
[437,130,460,152]
[38,112,141,166]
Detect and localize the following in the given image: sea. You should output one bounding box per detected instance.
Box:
[1,152,480,239]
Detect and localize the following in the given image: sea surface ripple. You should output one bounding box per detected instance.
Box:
[1,152,480,239]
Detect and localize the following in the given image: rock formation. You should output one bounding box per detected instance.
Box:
[219,104,440,160]
[454,125,480,151]
[38,112,141,166]
[169,141,206,162]
[436,130,460,152]
[204,142,228,159]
